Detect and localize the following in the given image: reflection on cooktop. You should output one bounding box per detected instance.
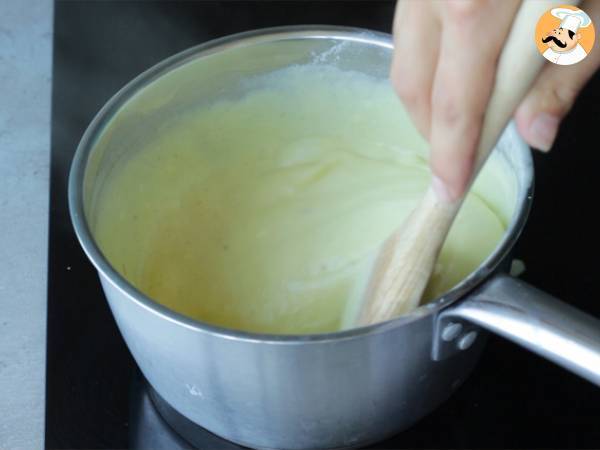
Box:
[130,374,193,450]
[130,372,244,450]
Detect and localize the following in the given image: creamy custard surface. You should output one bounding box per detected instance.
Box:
[93,65,510,334]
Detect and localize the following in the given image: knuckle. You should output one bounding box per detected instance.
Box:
[391,67,427,109]
[532,80,577,117]
[392,77,423,107]
[433,91,463,127]
[445,0,488,23]
[552,84,578,113]
[432,73,490,130]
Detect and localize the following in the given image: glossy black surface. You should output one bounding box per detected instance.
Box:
[47,1,600,448]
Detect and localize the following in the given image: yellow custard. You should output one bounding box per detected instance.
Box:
[93,65,511,334]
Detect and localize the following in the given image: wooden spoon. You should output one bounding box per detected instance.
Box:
[356,0,576,326]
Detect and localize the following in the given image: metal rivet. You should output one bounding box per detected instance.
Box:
[457,331,478,350]
[441,322,463,342]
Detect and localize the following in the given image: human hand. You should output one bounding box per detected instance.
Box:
[390,0,600,202]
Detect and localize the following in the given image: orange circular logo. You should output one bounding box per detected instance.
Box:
[535,5,595,65]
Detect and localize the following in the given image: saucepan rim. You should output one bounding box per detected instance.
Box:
[68,25,534,344]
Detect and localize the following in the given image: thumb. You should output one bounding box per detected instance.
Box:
[515,39,600,152]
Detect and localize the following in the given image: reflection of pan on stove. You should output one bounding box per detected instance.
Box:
[130,372,243,450]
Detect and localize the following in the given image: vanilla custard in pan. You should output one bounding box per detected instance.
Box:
[93,65,514,334]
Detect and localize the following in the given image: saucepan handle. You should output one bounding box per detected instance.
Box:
[437,274,600,386]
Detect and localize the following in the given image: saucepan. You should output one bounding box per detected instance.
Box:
[69,26,600,450]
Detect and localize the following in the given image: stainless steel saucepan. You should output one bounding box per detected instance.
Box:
[69,27,600,450]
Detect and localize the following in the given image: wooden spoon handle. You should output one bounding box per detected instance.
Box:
[357,187,455,325]
[356,0,580,327]
[473,0,579,174]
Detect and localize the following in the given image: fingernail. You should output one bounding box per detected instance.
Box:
[432,176,455,204]
[528,113,559,152]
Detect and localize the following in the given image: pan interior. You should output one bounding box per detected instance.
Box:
[80,34,523,335]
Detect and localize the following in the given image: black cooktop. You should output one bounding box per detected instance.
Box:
[47,1,600,449]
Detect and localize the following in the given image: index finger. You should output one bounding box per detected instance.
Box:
[429,0,521,202]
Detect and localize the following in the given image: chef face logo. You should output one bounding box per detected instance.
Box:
[542,27,580,52]
[535,6,595,66]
